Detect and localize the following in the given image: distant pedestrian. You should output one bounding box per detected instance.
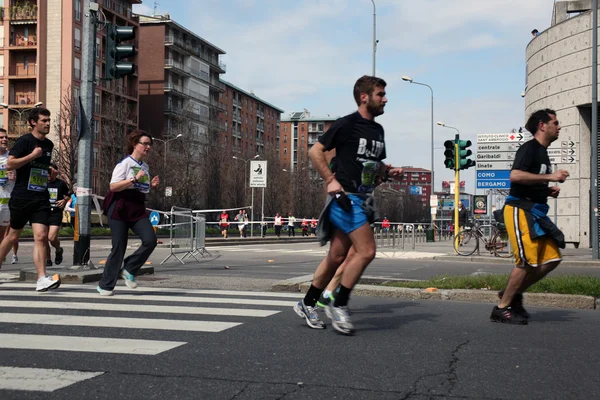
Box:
[274,213,283,237]
[381,217,390,233]
[98,130,160,296]
[310,217,317,236]
[235,209,245,238]
[46,162,70,266]
[301,218,309,236]
[492,109,568,325]
[287,212,296,237]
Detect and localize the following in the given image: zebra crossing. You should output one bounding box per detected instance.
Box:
[209,245,327,255]
[0,283,301,393]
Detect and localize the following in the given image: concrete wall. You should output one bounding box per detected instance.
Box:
[525,11,598,247]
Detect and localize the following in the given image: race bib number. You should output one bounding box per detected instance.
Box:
[0,165,7,186]
[28,168,48,192]
[48,187,58,203]
[131,166,150,193]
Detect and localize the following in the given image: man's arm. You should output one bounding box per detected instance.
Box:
[309,142,335,185]
[7,148,42,171]
[510,169,568,185]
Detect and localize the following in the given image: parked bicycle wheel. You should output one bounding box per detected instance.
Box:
[454,229,478,256]
[492,231,512,258]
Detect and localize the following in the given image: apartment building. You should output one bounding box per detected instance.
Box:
[137,13,226,143]
[383,167,432,204]
[218,80,283,158]
[0,0,140,193]
[279,110,337,171]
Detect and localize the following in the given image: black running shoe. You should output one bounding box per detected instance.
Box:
[498,291,530,319]
[55,247,64,265]
[490,306,528,325]
[46,259,53,267]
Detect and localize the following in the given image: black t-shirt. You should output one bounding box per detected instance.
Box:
[509,139,551,204]
[47,178,71,212]
[9,133,54,200]
[318,112,386,193]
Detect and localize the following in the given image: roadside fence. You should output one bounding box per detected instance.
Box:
[161,206,200,264]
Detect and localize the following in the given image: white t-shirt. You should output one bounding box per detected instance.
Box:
[110,156,151,194]
[0,151,15,201]
[274,216,282,226]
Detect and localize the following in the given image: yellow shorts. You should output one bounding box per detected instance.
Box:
[504,205,562,267]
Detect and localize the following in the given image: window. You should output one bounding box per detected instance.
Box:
[93,119,99,140]
[93,148,98,167]
[95,41,100,58]
[23,56,28,70]
[284,135,287,144]
[73,86,80,101]
[94,93,100,113]
[224,121,228,131]
[74,57,81,79]
[75,0,81,21]
[284,148,287,155]
[74,28,81,50]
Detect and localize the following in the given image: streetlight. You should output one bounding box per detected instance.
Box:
[402,76,434,227]
[153,133,183,209]
[370,0,377,75]
[0,102,43,136]
[233,154,259,192]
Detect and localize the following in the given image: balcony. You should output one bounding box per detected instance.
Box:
[9,64,37,78]
[8,92,38,106]
[8,3,38,22]
[232,128,242,139]
[232,112,241,124]
[8,122,30,137]
[232,98,241,108]
[164,58,224,92]
[164,35,226,73]
[257,122,264,132]
[9,37,37,47]
[257,110,264,119]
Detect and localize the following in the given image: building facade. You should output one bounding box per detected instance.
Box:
[138,13,226,143]
[217,80,283,159]
[524,0,599,247]
[0,0,140,193]
[382,167,432,204]
[279,110,337,171]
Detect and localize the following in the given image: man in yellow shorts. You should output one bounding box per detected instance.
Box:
[491,109,569,325]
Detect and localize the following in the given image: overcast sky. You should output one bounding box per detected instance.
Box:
[134,0,556,193]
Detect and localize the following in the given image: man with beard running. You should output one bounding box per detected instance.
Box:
[293,75,404,334]
[0,108,60,291]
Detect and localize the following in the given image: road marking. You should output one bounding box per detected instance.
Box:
[0,366,104,392]
[0,300,280,317]
[0,291,298,307]
[0,313,241,332]
[0,333,185,355]
[0,283,303,298]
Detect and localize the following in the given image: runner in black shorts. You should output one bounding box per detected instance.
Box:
[46,162,70,267]
[0,108,60,291]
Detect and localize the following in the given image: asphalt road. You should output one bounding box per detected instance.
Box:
[0,283,598,399]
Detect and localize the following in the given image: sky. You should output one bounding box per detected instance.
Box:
[133,0,556,193]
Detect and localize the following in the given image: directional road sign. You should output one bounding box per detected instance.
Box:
[149,211,160,226]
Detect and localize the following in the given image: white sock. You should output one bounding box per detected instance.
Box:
[323,289,332,298]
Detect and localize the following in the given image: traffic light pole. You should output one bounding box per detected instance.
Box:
[454,134,460,236]
[73,0,98,266]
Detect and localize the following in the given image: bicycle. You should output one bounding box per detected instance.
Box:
[453,220,512,258]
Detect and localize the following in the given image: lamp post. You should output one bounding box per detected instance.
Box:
[370,0,377,75]
[402,76,434,227]
[0,101,43,136]
[233,154,259,192]
[153,133,182,209]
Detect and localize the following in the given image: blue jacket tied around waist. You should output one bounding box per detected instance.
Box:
[505,195,565,249]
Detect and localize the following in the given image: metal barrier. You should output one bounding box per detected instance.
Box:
[374,223,416,250]
[161,206,199,264]
[189,214,211,258]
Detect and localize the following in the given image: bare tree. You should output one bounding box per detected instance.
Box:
[52,86,79,189]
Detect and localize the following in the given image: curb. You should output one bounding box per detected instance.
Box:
[432,254,600,267]
[271,276,597,310]
[19,266,155,284]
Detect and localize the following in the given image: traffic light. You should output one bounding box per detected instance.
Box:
[443,140,455,170]
[105,23,137,80]
[457,140,475,170]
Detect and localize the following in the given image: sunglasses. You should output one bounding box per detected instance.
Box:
[138,141,152,147]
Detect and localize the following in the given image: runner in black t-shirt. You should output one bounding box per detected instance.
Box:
[46,163,71,267]
[293,76,405,335]
[491,109,569,325]
[0,108,60,292]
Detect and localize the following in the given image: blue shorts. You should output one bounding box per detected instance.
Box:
[329,194,369,234]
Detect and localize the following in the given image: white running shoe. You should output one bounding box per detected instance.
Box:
[11,255,18,264]
[36,274,61,292]
[96,286,113,296]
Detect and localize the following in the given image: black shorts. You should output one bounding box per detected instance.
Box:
[48,209,64,226]
[9,197,51,230]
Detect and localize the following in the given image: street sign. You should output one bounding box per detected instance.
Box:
[409,185,422,195]
[476,169,510,189]
[165,186,172,197]
[149,211,160,226]
[476,132,533,143]
[476,161,513,170]
[249,160,268,188]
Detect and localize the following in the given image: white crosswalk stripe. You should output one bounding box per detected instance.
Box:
[0,284,301,393]
[208,246,327,255]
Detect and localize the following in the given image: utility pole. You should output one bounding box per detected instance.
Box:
[73,0,99,266]
[592,0,598,258]
[371,0,377,75]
